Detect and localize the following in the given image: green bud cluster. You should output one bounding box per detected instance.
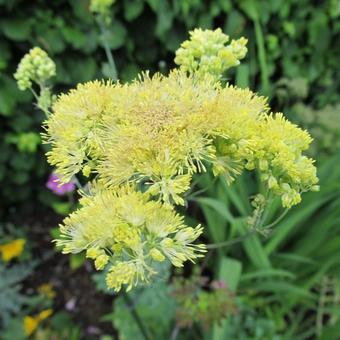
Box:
[14,47,56,91]
[175,28,248,80]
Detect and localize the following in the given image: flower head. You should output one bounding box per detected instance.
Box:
[56,185,205,292]
[45,70,317,208]
[0,239,25,262]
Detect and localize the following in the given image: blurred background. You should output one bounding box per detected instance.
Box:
[1,0,340,339]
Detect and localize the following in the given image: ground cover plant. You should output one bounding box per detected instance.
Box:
[1,0,340,339]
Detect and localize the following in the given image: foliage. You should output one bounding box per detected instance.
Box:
[192,152,340,339]
[0,262,37,329]
[172,269,237,329]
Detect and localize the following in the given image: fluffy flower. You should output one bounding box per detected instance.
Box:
[45,70,317,208]
[44,80,117,182]
[46,58,318,292]
[175,28,247,79]
[56,185,205,292]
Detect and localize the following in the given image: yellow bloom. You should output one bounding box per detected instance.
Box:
[0,239,25,262]
[45,40,318,291]
[24,309,53,336]
[56,185,205,291]
[24,316,38,336]
[106,261,138,292]
[149,248,165,262]
[94,254,110,270]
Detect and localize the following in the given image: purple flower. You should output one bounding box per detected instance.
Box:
[46,173,75,196]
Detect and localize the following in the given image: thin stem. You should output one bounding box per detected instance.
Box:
[122,292,151,340]
[316,277,328,336]
[254,18,269,96]
[72,175,83,191]
[260,208,289,230]
[98,19,118,81]
[206,229,258,249]
[170,325,180,340]
[30,85,52,117]
[30,87,40,102]
[206,208,289,250]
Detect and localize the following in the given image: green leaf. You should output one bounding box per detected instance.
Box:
[69,252,85,270]
[319,322,340,340]
[52,202,72,216]
[218,0,231,13]
[155,0,173,38]
[124,0,144,21]
[2,18,32,41]
[239,0,259,21]
[195,197,235,224]
[218,257,242,291]
[236,218,271,269]
[16,132,41,153]
[236,63,250,88]
[250,280,315,300]
[102,20,127,50]
[240,268,296,281]
[212,257,242,340]
[61,26,87,49]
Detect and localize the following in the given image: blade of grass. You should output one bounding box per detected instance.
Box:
[240,268,296,282]
[236,218,271,269]
[211,257,242,340]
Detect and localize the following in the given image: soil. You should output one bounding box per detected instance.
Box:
[17,209,117,339]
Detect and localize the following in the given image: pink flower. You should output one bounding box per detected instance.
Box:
[46,173,75,196]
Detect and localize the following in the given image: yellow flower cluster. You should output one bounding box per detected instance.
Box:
[175,28,248,79]
[0,239,25,262]
[45,57,318,291]
[45,70,318,209]
[24,309,53,336]
[57,185,205,292]
[14,47,56,91]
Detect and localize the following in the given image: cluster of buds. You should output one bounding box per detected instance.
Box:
[175,28,247,80]
[14,47,56,91]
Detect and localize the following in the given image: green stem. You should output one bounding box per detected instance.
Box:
[122,292,151,340]
[254,18,269,96]
[98,19,118,81]
[206,207,289,250]
[206,230,258,249]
